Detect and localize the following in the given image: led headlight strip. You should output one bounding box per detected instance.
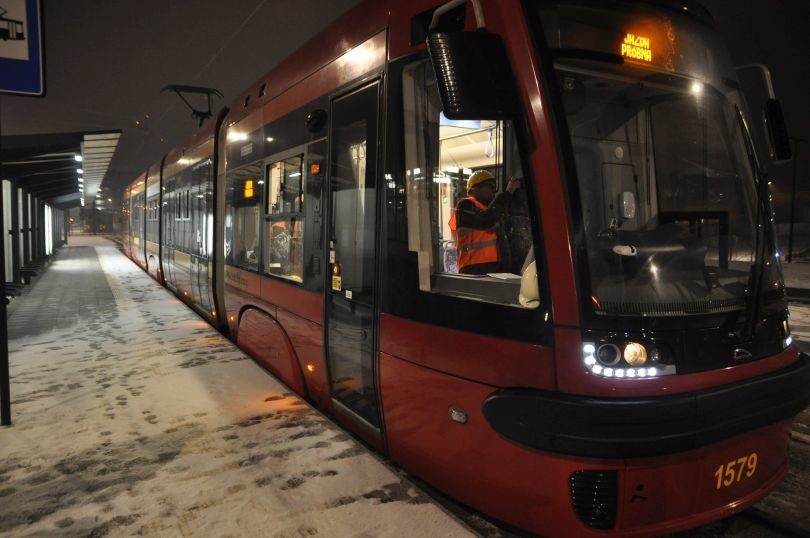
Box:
[583,342,676,378]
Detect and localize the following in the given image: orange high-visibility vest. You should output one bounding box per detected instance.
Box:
[448,196,500,271]
[271,219,300,239]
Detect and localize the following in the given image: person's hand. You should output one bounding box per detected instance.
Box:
[506,177,521,194]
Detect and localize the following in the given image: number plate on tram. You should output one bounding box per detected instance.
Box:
[698,424,789,506]
[712,452,758,490]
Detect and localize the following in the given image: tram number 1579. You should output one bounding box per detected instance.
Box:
[714,453,758,490]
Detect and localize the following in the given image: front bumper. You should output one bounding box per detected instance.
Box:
[483,352,810,458]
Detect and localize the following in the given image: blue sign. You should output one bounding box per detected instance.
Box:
[0,0,43,96]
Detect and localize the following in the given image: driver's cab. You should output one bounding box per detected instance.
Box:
[402,59,540,309]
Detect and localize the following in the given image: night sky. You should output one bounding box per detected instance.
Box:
[0,0,360,191]
[1,0,808,223]
[701,0,810,225]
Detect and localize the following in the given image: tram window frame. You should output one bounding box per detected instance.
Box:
[225,160,264,272]
[173,188,191,222]
[263,150,306,283]
[223,95,330,286]
[401,59,540,310]
[147,199,159,221]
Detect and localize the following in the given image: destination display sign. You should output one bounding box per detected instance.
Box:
[621,33,653,63]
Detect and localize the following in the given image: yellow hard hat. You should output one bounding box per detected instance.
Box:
[466,170,495,193]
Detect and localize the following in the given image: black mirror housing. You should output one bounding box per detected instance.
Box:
[427,31,520,120]
[764,98,792,162]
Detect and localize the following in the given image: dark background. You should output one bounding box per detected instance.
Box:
[0,0,359,192]
[1,0,808,243]
[702,0,810,248]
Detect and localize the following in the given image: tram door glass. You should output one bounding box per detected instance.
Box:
[169,178,191,290]
[191,160,214,310]
[162,175,178,285]
[131,187,144,260]
[325,82,381,429]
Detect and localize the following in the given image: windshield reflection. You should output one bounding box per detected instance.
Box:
[557,60,773,316]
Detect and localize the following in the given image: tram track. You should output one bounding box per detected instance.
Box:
[741,506,809,538]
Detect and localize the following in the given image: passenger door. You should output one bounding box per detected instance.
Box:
[324,81,382,434]
[191,161,212,311]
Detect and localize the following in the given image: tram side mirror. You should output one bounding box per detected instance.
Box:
[764,99,792,162]
[427,31,519,119]
[734,64,792,163]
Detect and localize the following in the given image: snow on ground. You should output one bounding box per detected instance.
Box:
[789,303,810,351]
[0,240,474,537]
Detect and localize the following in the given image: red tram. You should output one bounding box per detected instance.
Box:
[122,0,810,535]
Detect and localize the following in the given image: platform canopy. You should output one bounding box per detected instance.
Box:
[0,130,120,209]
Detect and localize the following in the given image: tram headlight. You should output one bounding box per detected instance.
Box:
[596,344,621,366]
[623,342,647,366]
[582,339,676,379]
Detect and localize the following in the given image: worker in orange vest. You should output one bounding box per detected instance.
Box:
[449,170,520,275]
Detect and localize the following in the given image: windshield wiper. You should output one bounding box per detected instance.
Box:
[734,105,769,339]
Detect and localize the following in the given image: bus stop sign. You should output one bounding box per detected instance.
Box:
[0,0,43,96]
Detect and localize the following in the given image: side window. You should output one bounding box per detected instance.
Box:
[225,161,263,271]
[132,191,144,239]
[173,188,191,222]
[402,60,539,309]
[146,196,159,242]
[264,155,305,282]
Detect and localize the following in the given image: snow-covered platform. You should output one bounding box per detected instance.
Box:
[0,236,474,537]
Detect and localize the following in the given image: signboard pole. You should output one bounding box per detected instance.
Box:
[1,0,44,424]
[1,99,10,425]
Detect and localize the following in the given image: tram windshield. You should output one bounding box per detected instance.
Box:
[532,0,783,317]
